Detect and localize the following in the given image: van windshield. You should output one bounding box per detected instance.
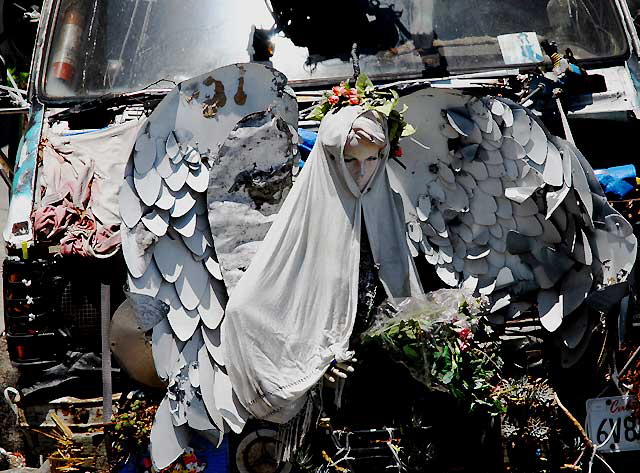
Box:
[42,0,628,99]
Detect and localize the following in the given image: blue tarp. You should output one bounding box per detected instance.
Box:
[297,128,317,167]
[118,436,229,473]
[594,164,637,200]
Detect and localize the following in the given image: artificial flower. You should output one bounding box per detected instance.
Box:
[458,327,472,341]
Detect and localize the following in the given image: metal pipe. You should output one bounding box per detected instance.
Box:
[0,107,29,115]
[519,84,545,104]
[101,284,112,422]
[0,85,27,95]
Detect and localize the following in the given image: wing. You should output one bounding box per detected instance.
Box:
[119,64,297,469]
[391,87,636,347]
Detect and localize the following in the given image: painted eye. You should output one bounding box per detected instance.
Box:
[366,156,378,161]
[344,157,356,163]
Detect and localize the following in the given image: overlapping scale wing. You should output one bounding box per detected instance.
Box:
[391,88,636,351]
[119,64,298,469]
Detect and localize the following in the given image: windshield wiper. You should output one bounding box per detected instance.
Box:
[48,89,168,124]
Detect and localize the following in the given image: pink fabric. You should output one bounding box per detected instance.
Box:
[32,170,119,258]
[32,200,78,240]
[32,119,142,258]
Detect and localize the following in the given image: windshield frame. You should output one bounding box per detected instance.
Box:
[35,0,631,104]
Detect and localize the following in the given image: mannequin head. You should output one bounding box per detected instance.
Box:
[343,112,387,191]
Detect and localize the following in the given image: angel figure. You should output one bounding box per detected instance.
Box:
[120,64,636,469]
[222,105,423,443]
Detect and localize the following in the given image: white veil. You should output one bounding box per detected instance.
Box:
[222,106,423,423]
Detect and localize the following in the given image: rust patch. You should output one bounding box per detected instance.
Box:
[234,77,247,105]
[202,79,227,118]
[186,89,200,104]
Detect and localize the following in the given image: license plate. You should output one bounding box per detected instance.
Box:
[586,396,640,452]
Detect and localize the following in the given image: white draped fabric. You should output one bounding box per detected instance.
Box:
[223,106,423,423]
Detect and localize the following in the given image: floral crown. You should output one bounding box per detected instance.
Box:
[307,73,415,157]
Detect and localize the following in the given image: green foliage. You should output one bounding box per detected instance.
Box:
[355,72,374,96]
[307,98,331,122]
[110,398,158,465]
[364,306,504,416]
[6,67,29,90]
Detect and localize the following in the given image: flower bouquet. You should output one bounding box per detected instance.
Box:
[363,289,504,415]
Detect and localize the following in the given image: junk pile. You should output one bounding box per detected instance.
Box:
[0,449,26,470]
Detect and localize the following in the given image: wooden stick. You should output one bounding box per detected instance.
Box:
[554,393,594,450]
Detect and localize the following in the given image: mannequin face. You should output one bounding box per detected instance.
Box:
[343,137,384,191]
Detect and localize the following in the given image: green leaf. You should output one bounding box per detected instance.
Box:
[442,345,450,359]
[356,73,374,95]
[401,123,416,137]
[373,102,394,117]
[307,103,328,121]
[387,324,400,337]
[442,370,455,384]
[403,345,419,360]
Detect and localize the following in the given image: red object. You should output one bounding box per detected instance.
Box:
[333,84,348,96]
[52,62,76,82]
[51,5,85,82]
[348,96,360,105]
[394,147,403,157]
[328,95,339,105]
[458,328,472,340]
[15,345,26,360]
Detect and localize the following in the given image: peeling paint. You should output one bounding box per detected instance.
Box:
[202,78,227,118]
[229,162,292,210]
[234,77,247,106]
[12,109,43,197]
[187,89,200,104]
[208,108,298,290]
[269,66,288,97]
[4,105,45,245]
